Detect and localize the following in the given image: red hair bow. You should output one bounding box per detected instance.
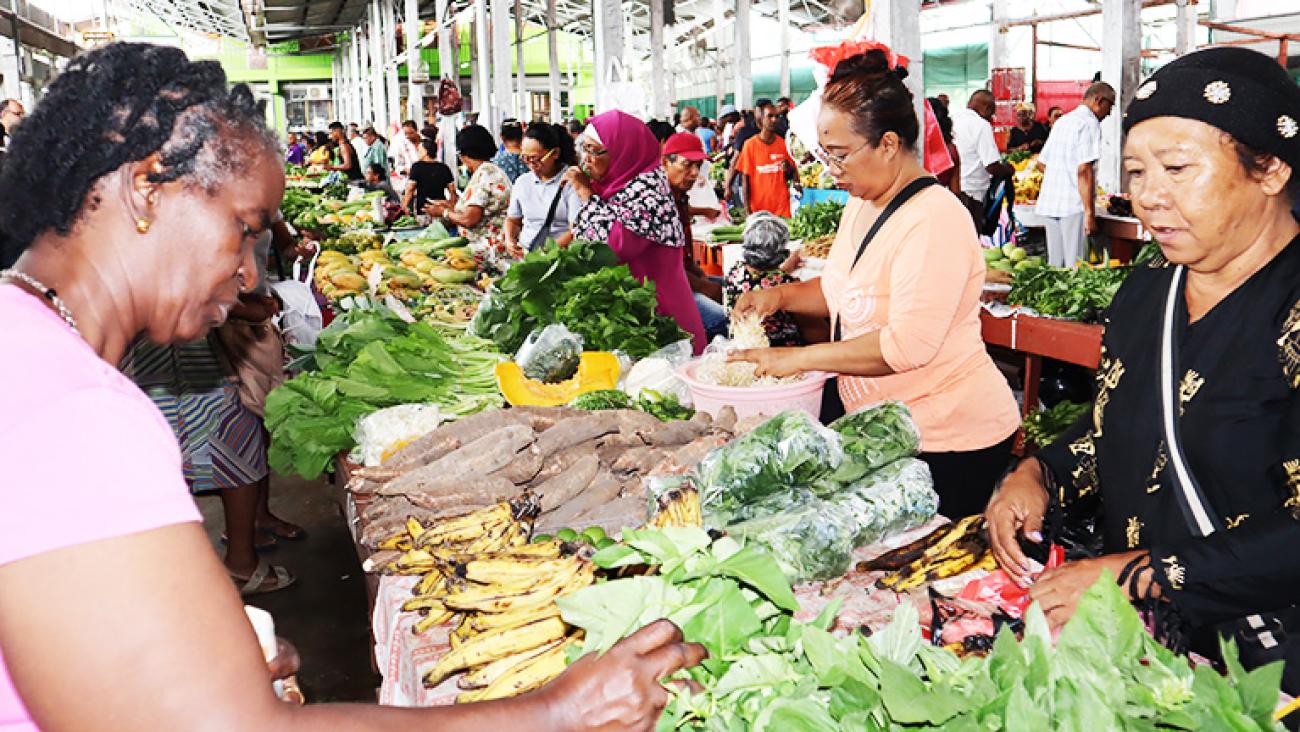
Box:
[809,40,909,75]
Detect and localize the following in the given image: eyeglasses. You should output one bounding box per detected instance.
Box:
[815,140,871,172]
[581,144,609,158]
[521,148,557,166]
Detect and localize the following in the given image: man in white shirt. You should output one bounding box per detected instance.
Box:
[1035,82,1115,268]
[349,123,370,161]
[952,90,1013,225]
[391,120,422,178]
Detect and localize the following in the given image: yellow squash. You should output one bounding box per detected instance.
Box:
[495,352,621,407]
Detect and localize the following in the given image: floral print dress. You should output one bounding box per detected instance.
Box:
[457,161,514,272]
[723,264,803,346]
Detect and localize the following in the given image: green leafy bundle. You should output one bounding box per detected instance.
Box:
[693,407,934,582]
[471,240,619,353]
[559,529,1285,732]
[825,402,922,484]
[266,308,503,479]
[555,265,688,359]
[1007,265,1131,322]
[789,200,845,241]
[1022,400,1091,450]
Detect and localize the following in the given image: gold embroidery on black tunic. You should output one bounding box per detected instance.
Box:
[1279,301,1300,389]
[1179,370,1205,415]
[1093,357,1125,437]
[1283,459,1300,509]
[1126,516,1143,548]
[1148,442,1168,494]
[1225,513,1249,529]
[1162,555,1186,590]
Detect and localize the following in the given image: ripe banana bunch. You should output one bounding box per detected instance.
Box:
[456,635,580,703]
[443,247,477,271]
[649,484,703,529]
[877,515,993,592]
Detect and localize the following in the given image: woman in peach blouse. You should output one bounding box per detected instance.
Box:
[732,48,1020,516]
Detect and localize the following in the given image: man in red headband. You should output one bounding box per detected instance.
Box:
[663,133,727,340]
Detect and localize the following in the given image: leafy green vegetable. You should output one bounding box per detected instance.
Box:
[1022,400,1090,450]
[693,408,935,582]
[1007,264,1131,322]
[471,239,619,353]
[554,265,688,359]
[569,389,634,410]
[266,308,503,478]
[635,389,695,422]
[826,401,921,484]
[562,535,1287,732]
[789,200,845,241]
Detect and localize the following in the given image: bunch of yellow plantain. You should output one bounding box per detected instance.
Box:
[875,515,997,592]
[419,547,593,700]
[648,484,703,529]
[378,499,592,701]
[379,502,535,633]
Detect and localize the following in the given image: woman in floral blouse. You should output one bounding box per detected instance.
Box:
[425,125,515,272]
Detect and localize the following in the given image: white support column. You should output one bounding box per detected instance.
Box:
[491,0,512,130]
[386,1,402,132]
[1175,0,1196,56]
[868,0,923,161]
[777,0,790,99]
[406,0,424,122]
[713,0,726,110]
[650,0,668,119]
[989,0,1011,71]
[546,0,561,121]
[733,0,751,110]
[592,0,623,112]
[514,0,527,121]
[436,0,458,166]
[353,27,367,123]
[473,0,490,122]
[1100,0,1141,194]
[370,1,386,127]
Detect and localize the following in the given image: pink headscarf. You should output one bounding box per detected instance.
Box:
[587,110,662,197]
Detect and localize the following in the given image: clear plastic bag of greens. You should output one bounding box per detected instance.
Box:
[826,401,922,484]
[515,323,585,383]
[694,410,843,520]
[831,458,938,547]
[728,499,859,582]
[622,339,694,405]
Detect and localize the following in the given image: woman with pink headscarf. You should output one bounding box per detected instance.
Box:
[564,110,707,354]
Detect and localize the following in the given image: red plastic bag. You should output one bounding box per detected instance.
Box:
[957,544,1064,618]
[437,77,462,116]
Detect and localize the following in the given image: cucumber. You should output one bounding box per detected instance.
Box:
[431,236,468,251]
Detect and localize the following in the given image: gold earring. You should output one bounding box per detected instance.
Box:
[135,218,151,234]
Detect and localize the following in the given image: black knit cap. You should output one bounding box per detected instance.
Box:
[1124,47,1300,168]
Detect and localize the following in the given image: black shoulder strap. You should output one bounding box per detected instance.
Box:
[529,181,569,251]
[833,177,940,341]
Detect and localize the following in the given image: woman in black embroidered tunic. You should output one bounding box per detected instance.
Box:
[986,47,1300,695]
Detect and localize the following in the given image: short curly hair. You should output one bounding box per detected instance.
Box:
[0,42,277,267]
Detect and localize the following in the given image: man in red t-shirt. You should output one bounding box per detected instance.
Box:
[727,102,798,217]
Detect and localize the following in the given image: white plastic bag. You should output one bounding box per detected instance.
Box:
[271,254,324,349]
[623,340,694,406]
[351,404,445,466]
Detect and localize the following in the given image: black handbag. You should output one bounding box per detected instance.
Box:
[820,177,940,423]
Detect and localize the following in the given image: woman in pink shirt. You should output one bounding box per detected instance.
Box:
[732,48,1020,517]
[0,42,701,732]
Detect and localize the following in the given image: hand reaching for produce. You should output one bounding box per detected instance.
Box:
[731,287,783,321]
[726,346,806,379]
[1029,553,1142,629]
[985,459,1050,586]
[536,619,706,732]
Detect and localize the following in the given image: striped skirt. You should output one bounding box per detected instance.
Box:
[124,338,269,493]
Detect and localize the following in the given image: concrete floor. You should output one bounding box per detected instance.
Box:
[196,475,381,703]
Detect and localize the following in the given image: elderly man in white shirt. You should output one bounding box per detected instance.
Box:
[1035,82,1116,268]
[952,89,1014,226]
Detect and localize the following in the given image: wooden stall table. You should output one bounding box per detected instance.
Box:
[1097,212,1148,264]
[980,310,1103,454]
